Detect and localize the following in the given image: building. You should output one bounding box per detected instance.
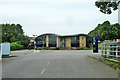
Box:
[35,33,87,49]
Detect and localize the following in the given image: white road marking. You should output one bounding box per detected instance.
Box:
[40,68,45,75]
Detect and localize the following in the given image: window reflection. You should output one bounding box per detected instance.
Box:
[71,36,79,47]
[49,34,57,47]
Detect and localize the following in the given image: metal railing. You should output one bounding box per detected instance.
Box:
[101,40,120,62]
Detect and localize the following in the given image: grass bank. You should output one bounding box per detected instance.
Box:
[100,58,120,69]
[88,55,120,70]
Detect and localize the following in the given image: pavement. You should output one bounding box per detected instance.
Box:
[2,50,119,78]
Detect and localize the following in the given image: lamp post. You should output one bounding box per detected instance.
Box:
[33,35,37,50]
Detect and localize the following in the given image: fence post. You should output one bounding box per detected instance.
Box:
[101,43,103,57]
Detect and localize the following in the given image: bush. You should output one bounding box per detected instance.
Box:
[37,47,65,50]
[10,42,24,51]
[43,47,50,50]
[59,48,65,50]
[83,47,91,50]
[76,47,90,50]
[76,48,84,50]
[53,47,60,50]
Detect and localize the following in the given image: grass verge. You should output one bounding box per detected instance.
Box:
[88,55,120,70]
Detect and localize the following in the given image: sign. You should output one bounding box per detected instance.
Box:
[1,43,10,56]
[93,37,98,53]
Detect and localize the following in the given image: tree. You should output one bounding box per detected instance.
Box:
[95,0,119,14]
[88,21,120,41]
[1,23,30,48]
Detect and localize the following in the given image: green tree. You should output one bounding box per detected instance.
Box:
[1,23,30,48]
[88,21,120,41]
[95,0,119,14]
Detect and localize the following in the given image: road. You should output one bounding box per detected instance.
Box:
[2,50,118,78]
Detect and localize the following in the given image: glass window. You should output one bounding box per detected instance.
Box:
[49,43,56,47]
[35,35,46,47]
[71,36,79,41]
[36,41,46,47]
[49,34,57,41]
[71,36,79,47]
[49,34,57,47]
[35,35,46,41]
[71,42,79,47]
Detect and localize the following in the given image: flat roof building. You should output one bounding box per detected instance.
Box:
[35,33,88,49]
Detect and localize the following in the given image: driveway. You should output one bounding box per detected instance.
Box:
[2,50,118,78]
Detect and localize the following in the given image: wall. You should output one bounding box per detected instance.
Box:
[79,36,86,48]
[65,37,71,49]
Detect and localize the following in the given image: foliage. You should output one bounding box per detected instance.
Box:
[95,0,119,14]
[43,47,50,50]
[76,47,90,50]
[10,42,24,51]
[37,47,64,50]
[86,36,92,48]
[100,58,120,69]
[52,47,60,50]
[1,23,30,49]
[90,42,102,50]
[88,21,120,41]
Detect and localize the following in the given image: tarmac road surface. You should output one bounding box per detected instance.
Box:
[2,50,118,78]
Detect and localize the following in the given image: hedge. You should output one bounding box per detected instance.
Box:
[10,42,24,51]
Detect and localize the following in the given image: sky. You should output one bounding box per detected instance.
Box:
[0,0,118,37]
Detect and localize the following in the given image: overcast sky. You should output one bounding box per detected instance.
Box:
[0,0,118,37]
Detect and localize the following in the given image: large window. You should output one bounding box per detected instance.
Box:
[36,41,46,47]
[49,41,56,47]
[71,36,79,47]
[49,34,57,47]
[35,35,46,47]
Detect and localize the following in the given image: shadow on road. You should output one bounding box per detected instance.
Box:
[2,55,18,58]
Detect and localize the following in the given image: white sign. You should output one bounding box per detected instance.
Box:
[1,43,10,56]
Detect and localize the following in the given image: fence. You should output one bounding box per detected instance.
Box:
[101,40,120,62]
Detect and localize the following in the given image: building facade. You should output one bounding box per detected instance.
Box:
[35,33,87,49]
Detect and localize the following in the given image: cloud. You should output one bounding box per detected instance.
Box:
[0,1,117,37]
[1,0,96,4]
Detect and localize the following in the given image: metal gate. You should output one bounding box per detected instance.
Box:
[101,40,120,62]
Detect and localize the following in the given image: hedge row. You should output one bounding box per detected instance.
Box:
[37,47,65,50]
[10,42,24,51]
[37,47,90,50]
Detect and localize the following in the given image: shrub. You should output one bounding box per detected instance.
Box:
[37,47,65,50]
[10,42,24,51]
[76,48,84,50]
[37,47,43,50]
[53,47,60,50]
[76,47,90,50]
[43,47,50,50]
[59,48,65,50]
[83,47,90,50]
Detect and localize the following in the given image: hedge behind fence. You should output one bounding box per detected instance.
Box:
[10,42,24,51]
